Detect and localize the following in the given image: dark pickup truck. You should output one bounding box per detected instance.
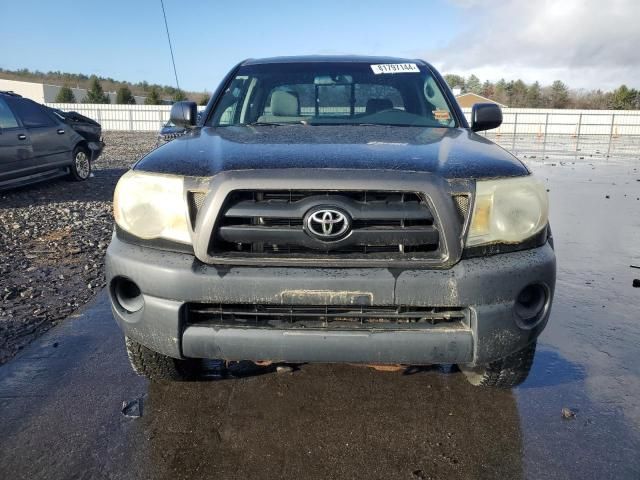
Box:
[106,56,555,388]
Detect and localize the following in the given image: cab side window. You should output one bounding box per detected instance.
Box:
[6,99,55,128]
[0,98,19,129]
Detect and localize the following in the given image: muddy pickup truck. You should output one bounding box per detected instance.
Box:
[106,56,555,388]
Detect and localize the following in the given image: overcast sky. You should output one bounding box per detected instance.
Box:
[1,0,637,92]
[427,0,640,91]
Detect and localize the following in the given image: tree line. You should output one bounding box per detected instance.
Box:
[54,77,211,105]
[3,66,638,109]
[444,74,640,110]
[0,67,210,105]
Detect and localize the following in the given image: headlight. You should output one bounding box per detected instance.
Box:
[466,176,548,247]
[113,170,191,244]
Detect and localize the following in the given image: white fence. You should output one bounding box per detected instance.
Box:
[459,109,640,160]
[46,103,175,131]
[463,108,640,136]
[46,103,640,135]
[46,103,640,159]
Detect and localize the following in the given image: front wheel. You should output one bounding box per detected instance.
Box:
[125,337,200,381]
[69,146,91,181]
[458,341,537,388]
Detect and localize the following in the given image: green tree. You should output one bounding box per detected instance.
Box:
[172,90,187,102]
[465,74,482,95]
[199,93,211,106]
[526,81,542,108]
[481,80,495,99]
[510,79,528,107]
[632,90,640,110]
[116,86,136,104]
[611,85,636,110]
[443,74,465,91]
[549,80,569,108]
[144,87,162,105]
[55,85,76,103]
[493,79,509,105]
[85,76,110,103]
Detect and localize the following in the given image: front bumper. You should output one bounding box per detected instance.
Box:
[105,237,556,366]
[88,140,105,161]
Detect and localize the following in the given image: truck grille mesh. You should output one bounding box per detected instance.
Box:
[187,191,207,228]
[186,303,467,330]
[452,194,470,223]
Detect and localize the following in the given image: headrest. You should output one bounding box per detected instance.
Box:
[271,91,299,116]
[366,98,393,114]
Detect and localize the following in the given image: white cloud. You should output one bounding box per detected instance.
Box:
[427,0,640,89]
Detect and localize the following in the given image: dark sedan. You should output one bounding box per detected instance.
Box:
[0,91,104,189]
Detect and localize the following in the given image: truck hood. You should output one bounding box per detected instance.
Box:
[134,125,529,179]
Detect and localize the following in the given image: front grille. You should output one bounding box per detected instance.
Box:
[186,303,467,330]
[210,190,440,259]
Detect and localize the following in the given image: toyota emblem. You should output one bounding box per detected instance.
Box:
[304,208,351,240]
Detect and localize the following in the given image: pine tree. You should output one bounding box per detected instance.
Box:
[611,85,636,110]
[55,85,76,103]
[116,86,136,104]
[172,90,187,102]
[526,81,542,108]
[85,76,110,103]
[465,74,482,95]
[199,93,211,106]
[144,87,162,105]
[481,80,495,99]
[511,80,528,107]
[443,74,465,91]
[549,80,569,108]
[493,79,509,105]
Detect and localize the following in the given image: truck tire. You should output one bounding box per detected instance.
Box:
[69,145,91,181]
[125,337,199,381]
[459,341,537,388]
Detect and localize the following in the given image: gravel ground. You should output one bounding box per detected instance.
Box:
[0,132,157,364]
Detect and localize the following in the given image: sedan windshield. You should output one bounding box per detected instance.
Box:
[208,62,457,128]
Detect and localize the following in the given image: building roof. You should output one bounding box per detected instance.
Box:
[455,92,506,107]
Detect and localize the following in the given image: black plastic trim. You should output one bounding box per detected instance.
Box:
[462,226,549,259]
[115,226,194,255]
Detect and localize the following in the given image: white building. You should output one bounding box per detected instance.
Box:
[0,78,147,104]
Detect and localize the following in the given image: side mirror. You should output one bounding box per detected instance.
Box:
[170,101,197,128]
[471,103,502,132]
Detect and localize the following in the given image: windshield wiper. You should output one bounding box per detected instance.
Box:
[307,122,413,127]
[244,121,305,126]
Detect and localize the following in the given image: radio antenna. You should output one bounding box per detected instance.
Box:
[160,0,181,94]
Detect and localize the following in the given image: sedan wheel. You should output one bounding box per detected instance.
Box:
[70,147,91,181]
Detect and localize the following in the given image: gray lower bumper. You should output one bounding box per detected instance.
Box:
[182,327,473,364]
[105,237,556,366]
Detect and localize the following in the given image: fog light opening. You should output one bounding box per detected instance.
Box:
[515,284,547,327]
[113,277,144,313]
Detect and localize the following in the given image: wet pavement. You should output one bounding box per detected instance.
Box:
[1,161,639,479]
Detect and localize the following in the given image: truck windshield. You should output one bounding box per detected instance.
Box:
[208,62,457,128]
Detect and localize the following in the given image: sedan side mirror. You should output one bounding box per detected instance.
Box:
[170,101,197,128]
[471,103,502,132]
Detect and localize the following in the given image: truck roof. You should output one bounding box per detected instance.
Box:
[242,55,427,66]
